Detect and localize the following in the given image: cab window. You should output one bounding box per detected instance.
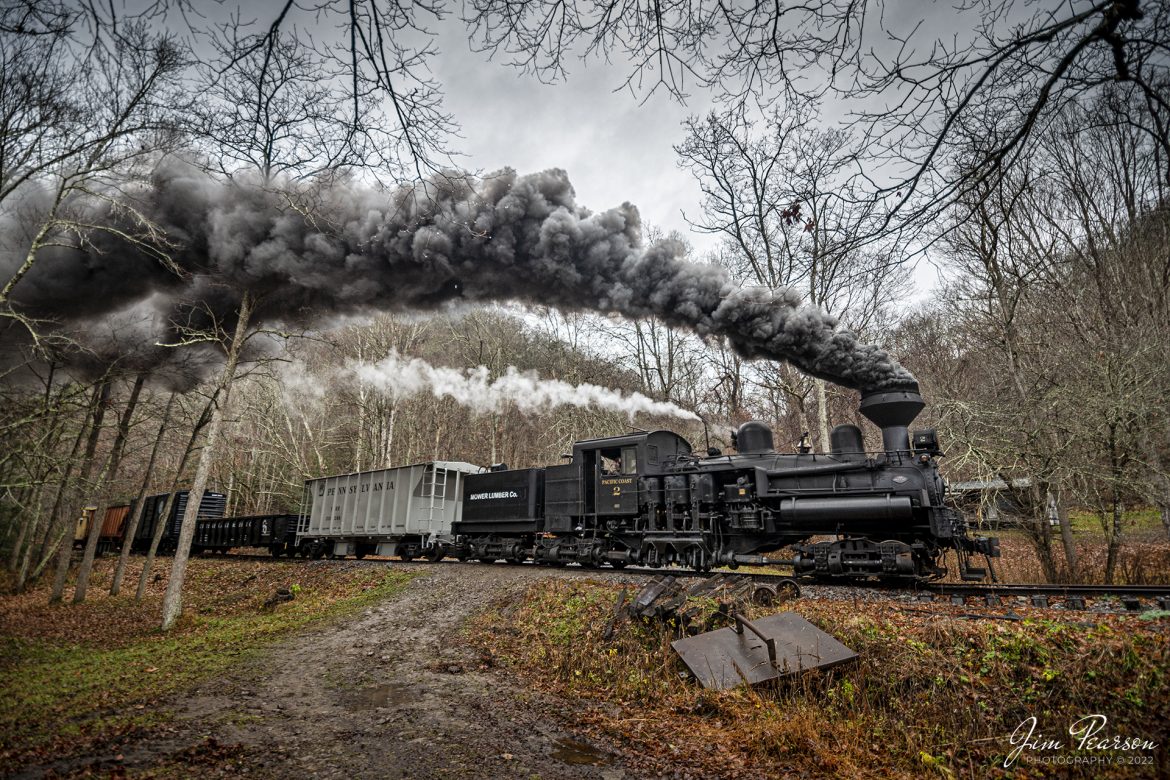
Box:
[598,448,622,475]
[621,446,638,474]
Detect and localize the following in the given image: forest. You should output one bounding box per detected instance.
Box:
[1,0,1168,628]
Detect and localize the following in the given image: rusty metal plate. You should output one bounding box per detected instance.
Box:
[671,612,857,690]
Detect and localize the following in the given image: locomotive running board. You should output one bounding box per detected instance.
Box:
[672,613,857,690]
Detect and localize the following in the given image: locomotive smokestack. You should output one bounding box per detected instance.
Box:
[858,381,924,454]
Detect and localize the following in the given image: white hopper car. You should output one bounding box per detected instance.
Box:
[298,461,484,559]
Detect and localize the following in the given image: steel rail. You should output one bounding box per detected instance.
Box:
[173,550,1170,609]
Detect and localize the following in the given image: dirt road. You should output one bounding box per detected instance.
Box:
[119,563,635,778]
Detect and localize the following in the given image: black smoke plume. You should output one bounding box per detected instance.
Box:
[4,161,915,391]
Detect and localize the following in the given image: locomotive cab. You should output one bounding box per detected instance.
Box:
[540,430,692,534]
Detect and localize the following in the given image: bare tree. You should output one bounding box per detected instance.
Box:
[199,22,371,183]
[70,373,145,602]
[0,8,186,332]
[47,377,111,602]
[920,86,1168,583]
[160,293,255,630]
[676,104,909,448]
[136,391,217,603]
[466,0,1170,225]
[109,390,175,596]
[202,0,455,180]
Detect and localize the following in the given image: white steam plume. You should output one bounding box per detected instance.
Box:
[351,350,699,422]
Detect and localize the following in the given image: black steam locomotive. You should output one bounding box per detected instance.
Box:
[453,384,1000,581]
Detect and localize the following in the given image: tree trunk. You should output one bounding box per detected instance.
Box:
[136,391,218,602]
[354,388,366,473]
[813,378,831,454]
[135,490,177,602]
[1051,489,1078,580]
[385,404,397,467]
[1138,432,1170,542]
[49,379,111,603]
[111,392,176,596]
[1104,492,1123,585]
[161,294,253,631]
[23,504,59,579]
[490,413,498,465]
[73,374,145,603]
[18,396,92,590]
[8,367,59,574]
[224,471,236,519]
[1103,425,1126,585]
[1023,482,1057,582]
[6,485,35,572]
[1032,518,1057,582]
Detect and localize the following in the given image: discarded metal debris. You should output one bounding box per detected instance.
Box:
[602,588,629,641]
[672,612,857,690]
[627,574,800,635]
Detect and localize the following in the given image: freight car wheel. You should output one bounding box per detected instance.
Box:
[427,548,445,562]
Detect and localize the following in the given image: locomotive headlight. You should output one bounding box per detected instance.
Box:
[911,428,943,456]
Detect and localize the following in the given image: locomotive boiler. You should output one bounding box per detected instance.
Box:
[453,383,1000,581]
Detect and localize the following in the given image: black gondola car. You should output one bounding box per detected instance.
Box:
[131,491,227,553]
[195,514,299,556]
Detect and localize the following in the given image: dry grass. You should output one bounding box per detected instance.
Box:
[471,579,1170,779]
[979,531,1170,585]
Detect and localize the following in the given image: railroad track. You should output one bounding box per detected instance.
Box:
[917,581,1170,611]
[193,550,1170,612]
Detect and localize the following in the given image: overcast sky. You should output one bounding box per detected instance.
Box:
[431,21,718,256]
[428,18,940,301]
